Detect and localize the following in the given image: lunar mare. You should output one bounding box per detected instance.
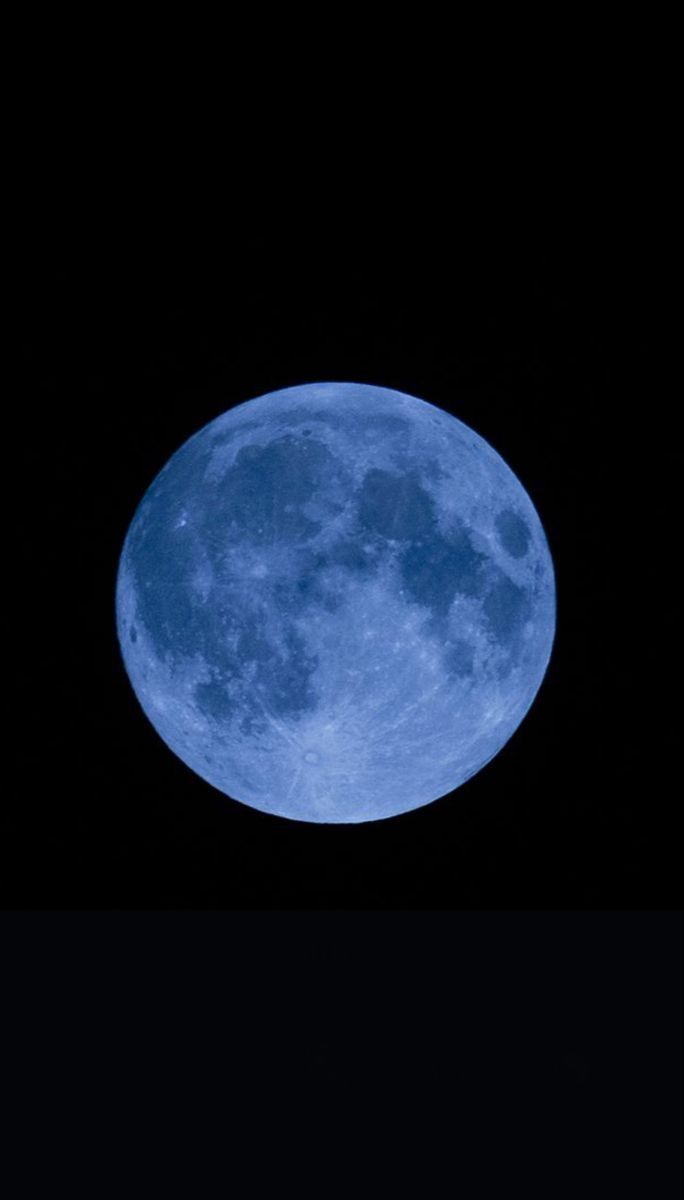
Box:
[116,383,556,822]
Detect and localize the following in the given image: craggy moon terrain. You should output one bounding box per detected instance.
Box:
[116,383,555,822]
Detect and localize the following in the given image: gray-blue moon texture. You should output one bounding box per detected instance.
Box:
[116,383,555,823]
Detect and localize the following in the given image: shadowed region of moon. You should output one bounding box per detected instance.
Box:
[116,382,556,822]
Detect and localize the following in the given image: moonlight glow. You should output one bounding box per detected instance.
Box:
[116,383,555,822]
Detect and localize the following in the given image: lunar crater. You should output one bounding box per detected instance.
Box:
[495,508,531,559]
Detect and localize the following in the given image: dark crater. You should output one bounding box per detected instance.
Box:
[209,435,339,547]
[495,509,530,559]
[194,674,234,721]
[444,638,475,677]
[482,576,532,645]
[192,614,320,729]
[401,527,486,617]
[357,469,435,542]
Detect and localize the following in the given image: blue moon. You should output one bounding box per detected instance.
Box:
[116,383,555,822]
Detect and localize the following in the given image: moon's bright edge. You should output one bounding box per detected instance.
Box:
[116,383,555,822]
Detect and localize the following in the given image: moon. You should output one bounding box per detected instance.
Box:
[116,383,555,823]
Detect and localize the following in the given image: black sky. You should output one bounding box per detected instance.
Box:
[9,217,674,910]
[6,61,681,1199]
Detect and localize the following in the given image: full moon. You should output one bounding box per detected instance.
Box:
[116,383,555,822]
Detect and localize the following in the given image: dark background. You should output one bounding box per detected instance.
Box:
[5,50,680,1200]
[2,910,681,1193]
[9,217,673,909]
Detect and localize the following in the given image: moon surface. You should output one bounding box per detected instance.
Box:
[116,383,555,823]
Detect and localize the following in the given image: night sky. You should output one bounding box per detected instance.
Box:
[4,17,682,1194]
[7,144,680,1197]
[10,223,673,909]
